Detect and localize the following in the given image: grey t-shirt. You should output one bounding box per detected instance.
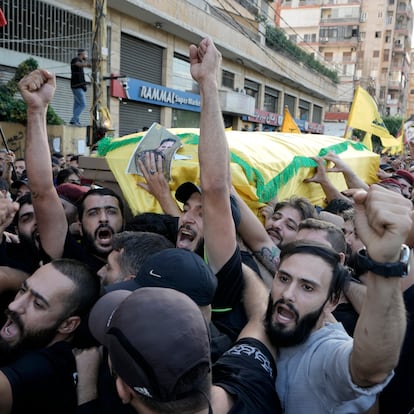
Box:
[276,322,393,414]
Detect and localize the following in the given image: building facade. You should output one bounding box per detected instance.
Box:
[0,0,338,140]
[278,0,413,121]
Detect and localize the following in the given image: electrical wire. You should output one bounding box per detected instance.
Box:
[207,0,340,91]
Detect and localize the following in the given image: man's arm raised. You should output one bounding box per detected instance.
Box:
[18,69,67,259]
[190,37,236,273]
[350,185,410,387]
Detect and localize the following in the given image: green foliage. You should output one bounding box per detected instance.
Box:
[383,116,403,136]
[0,58,64,125]
[265,25,339,84]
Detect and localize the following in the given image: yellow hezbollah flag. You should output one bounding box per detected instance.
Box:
[387,118,404,156]
[280,106,300,133]
[346,86,399,149]
[99,130,379,217]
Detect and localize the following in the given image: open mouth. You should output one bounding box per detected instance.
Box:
[176,226,196,249]
[0,316,21,342]
[96,227,114,246]
[275,304,297,325]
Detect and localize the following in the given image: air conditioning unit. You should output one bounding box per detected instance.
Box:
[320,37,329,43]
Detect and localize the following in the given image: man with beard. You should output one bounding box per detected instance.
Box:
[0,258,100,414]
[264,185,411,413]
[17,70,124,274]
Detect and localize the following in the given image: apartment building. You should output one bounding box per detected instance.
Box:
[278,0,413,121]
[0,0,337,138]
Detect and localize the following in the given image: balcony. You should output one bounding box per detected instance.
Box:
[320,16,360,24]
[219,90,256,116]
[322,0,361,5]
[388,80,403,90]
[318,36,359,46]
[397,3,413,19]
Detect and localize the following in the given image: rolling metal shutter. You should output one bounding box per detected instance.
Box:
[119,100,160,137]
[52,76,91,126]
[119,34,163,135]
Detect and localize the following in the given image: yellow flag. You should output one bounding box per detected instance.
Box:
[361,132,373,152]
[346,87,398,148]
[280,106,300,133]
[388,119,405,155]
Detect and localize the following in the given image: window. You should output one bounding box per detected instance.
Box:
[264,86,279,113]
[373,50,380,58]
[387,12,393,25]
[383,49,390,62]
[222,70,235,89]
[360,12,367,22]
[359,31,366,40]
[284,94,296,116]
[343,51,352,62]
[324,52,334,62]
[172,54,199,93]
[375,31,381,38]
[244,79,260,106]
[299,99,310,121]
[313,105,322,124]
[0,0,92,63]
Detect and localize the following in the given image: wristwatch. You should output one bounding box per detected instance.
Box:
[356,244,410,278]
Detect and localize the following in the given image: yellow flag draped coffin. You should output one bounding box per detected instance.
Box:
[97,129,380,216]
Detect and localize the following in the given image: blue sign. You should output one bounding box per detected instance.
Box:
[125,78,201,112]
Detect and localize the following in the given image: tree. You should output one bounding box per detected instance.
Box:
[0,58,63,125]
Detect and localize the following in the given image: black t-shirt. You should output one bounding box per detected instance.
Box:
[213,337,282,413]
[71,57,87,89]
[1,341,77,414]
[212,247,247,341]
[379,284,414,414]
[62,232,106,274]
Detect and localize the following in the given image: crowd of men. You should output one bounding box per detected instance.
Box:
[0,37,413,414]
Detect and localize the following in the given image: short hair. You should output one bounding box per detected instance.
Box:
[323,198,353,215]
[280,240,349,303]
[111,231,174,276]
[298,218,346,254]
[56,167,81,186]
[52,152,64,159]
[78,187,124,221]
[51,258,101,318]
[77,48,86,54]
[159,138,176,145]
[125,212,178,244]
[341,207,355,222]
[274,196,316,220]
[13,192,33,227]
[135,369,211,414]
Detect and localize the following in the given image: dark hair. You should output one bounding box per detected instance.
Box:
[51,258,101,318]
[78,187,124,221]
[298,218,346,254]
[159,138,176,146]
[56,167,81,186]
[52,152,64,159]
[136,369,211,414]
[274,196,316,221]
[13,192,33,227]
[112,231,174,276]
[323,198,353,215]
[280,240,349,303]
[125,213,178,244]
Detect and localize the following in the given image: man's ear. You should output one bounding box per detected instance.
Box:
[58,316,81,335]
